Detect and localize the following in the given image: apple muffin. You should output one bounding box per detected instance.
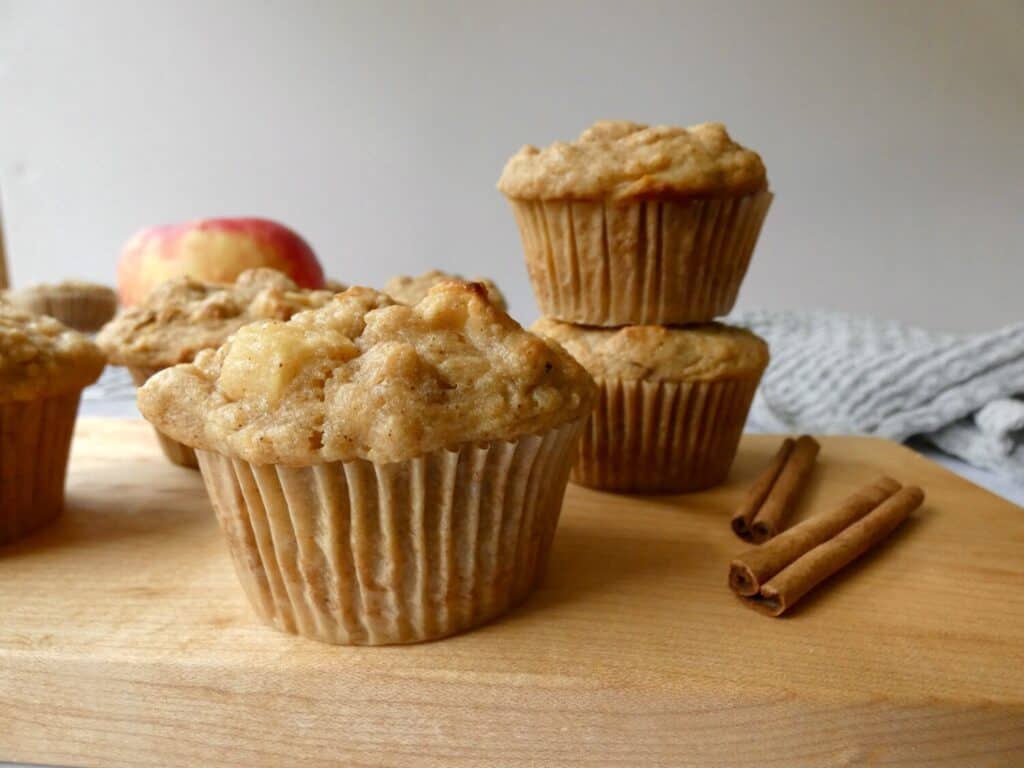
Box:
[0,306,105,544]
[499,120,772,326]
[533,318,768,492]
[8,280,118,333]
[385,269,507,310]
[138,282,595,645]
[97,267,334,467]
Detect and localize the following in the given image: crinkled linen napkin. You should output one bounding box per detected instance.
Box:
[730,310,1024,480]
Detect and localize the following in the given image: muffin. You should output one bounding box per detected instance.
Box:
[499,120,772,326]
[533,318,768,493]
[138,282,595,645]
[0,306,105,544]
[97,268,334,468]
[9,280,118,332]
[385,269,507,310]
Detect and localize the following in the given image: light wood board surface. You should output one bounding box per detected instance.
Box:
[1,419,1022,767]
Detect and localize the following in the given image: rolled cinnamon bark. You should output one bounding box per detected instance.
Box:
[730,476,902,596]
[741,485,925,616]
[731,438,795,541]
[749,435,821,543]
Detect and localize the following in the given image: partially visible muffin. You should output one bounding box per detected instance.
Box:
[500,120,772,326]
[0,306,105,544]
[9,280,118,332]
[385,269,507,311]
[97,267,335,467]
[533,318,768,492]
[139,282,595,645]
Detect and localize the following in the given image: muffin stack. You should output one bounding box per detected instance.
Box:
[498,120,772,492]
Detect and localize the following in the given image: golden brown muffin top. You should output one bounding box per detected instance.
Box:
[532,318,769,382]
[385,270,508,311]
[97,268,335,369]
[0,305,106,402]
[498,120,767,201]
[138,282,596,465]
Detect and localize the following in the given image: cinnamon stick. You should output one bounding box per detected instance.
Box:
[730,476,902,596]
[746,435,821,543]
[731,438,795,541]
[735,484,925,616]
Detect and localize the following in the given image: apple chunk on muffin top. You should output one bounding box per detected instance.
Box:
[137,282,595,466]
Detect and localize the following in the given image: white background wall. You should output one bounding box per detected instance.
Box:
[0,0,1020,332]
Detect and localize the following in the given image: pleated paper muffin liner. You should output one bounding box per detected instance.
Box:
[195,418,584,645]
[128,366,199,469]
[510,190,772,326]
[18,294,117,334]
[573,377,761,493]
[0,391,81,545]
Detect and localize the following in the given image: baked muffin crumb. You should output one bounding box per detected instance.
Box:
[0,306,106,401]
[385,270,507,310]
[97,268,335,369]
[532,318,769,382]
[498,120,767,201]
[139,282,595,465]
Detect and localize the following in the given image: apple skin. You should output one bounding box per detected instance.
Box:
[117,218,325,305]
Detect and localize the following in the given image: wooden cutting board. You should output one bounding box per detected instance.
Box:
[1,419,1022,767]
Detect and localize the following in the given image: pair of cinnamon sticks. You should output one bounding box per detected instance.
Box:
[731,435,820,542]
[728,435,926,616]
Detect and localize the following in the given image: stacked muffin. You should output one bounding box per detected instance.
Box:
[499,120,772,492]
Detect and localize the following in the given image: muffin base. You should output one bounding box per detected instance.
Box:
[0,391,81,545]
[195,419,584,645]
[14,293,118,333]
[128,367,199,469]
[573,378,760,493]
[510,191,772,326]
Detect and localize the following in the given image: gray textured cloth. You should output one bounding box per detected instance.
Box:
[731,310,1024,479]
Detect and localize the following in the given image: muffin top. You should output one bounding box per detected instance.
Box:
[498,120,767,201]
[0,306,106,402]
[532,318,769,382]
[385,270,507,311]
[138,282,596,465]
[97,268,335,369]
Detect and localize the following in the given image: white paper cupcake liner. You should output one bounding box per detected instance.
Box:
[128,366,199,469]
[13,293,117,333]
[195,418,584,645]
[0,391,81,545]
[573,377,760,493]
[510,191,772,326]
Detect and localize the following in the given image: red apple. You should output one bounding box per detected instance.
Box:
[117,218,325,305]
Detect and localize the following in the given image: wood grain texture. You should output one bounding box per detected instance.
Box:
[1,419,1022,767]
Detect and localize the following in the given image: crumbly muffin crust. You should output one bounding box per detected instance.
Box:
[138,282,595,465]
[97,268,335,369]
[0,306,106,401]
[531,318,769,382]
[498,120,767,201]
[385,270,507,310]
